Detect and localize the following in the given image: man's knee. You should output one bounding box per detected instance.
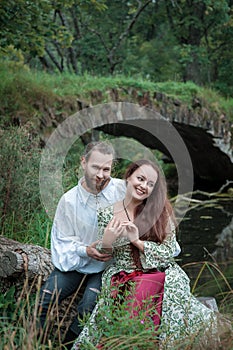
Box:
[39,287,61,310]
[80,286,100,312]
[89,287,101,294]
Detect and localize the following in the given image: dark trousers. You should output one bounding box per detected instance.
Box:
[39,268,102,337]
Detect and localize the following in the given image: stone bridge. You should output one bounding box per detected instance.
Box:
[42,89,233,192]
[92,91,233,191]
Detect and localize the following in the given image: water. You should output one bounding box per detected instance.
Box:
[177,196,233,265]
[175,195,233,293]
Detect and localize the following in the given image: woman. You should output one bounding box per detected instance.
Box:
[73,159,221,349]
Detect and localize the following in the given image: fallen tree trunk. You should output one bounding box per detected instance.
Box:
[1,235,220,300]
[0,236,53,280]
[0,235,55,302]
[0,236,78,341]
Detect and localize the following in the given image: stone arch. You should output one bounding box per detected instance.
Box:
[39,102,194,223]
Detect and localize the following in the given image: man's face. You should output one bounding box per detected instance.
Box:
[81,150,113,193]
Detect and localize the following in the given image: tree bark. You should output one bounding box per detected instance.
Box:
[45,46,64,73]
[0,236,53,288]
[0,236,80,341]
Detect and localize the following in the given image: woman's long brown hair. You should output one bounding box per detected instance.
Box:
[124,159,176,269]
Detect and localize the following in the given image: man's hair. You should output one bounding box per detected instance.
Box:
[83,141,115,161]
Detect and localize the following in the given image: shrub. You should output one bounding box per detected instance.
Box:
[0,126,42,237]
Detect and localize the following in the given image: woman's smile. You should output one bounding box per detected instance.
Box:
[135,186,146,196]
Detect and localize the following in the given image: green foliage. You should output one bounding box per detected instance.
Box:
[0,286,16,317]
[0,45,29,70]
[162,0,231,85]
[80,287,160,349]
[122,34,180,81]
[0,0,51,57]
[62,138,85,192]
[0,61,59,123]
[0,0,233,95]
[0,126,42,236]
[77,271,233,349]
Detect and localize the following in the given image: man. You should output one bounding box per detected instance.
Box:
[39,141,126,349]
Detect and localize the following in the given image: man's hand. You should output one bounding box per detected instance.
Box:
[86,241,112,261]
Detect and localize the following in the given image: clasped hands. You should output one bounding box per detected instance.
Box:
[102,217,140,248]
[87,218,141,261]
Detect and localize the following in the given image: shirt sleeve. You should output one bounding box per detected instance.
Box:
[51,195,91,272]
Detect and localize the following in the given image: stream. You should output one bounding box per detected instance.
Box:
[178,196,233,264]
[176,193,233,289]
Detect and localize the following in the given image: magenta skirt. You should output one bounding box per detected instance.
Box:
[110,270,165,328]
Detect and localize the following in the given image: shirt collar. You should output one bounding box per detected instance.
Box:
[77,177,114,206]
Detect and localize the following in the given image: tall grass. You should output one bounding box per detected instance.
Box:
[1,262,232,350]
[0,273,87,350]
[1,210,52,248]
[183,260,233,316]
[0,276,59,350]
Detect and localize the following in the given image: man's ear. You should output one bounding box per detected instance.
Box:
[80,156,86,170]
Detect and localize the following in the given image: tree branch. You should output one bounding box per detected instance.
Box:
[85,0,153,73]
[109,0,152,60]
[70,6,82,40]
[45,46,63,72]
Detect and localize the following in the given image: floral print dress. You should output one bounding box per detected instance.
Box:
[73,206,218,349]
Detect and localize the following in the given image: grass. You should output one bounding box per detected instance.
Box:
[1,60,233,124]
[0,277,59,350]
[1,209,52,248]
[0,263,232,350]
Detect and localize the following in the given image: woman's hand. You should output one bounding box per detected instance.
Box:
[102,218,125,249]
[122,221,144,252]
[121,221,139,242]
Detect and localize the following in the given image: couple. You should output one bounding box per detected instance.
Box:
[39,141,220,349]
[73,152,222,349]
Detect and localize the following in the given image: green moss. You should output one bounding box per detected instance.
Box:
[1,60,232,123]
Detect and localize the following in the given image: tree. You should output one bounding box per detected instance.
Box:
[82,0,153,74]
[1,0,233,95]
[164,0,231,84]
[0,0,52,61]
[43,0,155,75]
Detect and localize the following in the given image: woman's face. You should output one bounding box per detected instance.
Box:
[126,164,158,202]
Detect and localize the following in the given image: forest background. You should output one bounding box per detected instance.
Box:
[0,0,233,349]
[1,0,233,93]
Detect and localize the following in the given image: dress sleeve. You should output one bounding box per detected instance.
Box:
[140,218,178,270]
[96,207,114,252]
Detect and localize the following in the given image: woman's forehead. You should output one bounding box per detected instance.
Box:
[133,164,158,181]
